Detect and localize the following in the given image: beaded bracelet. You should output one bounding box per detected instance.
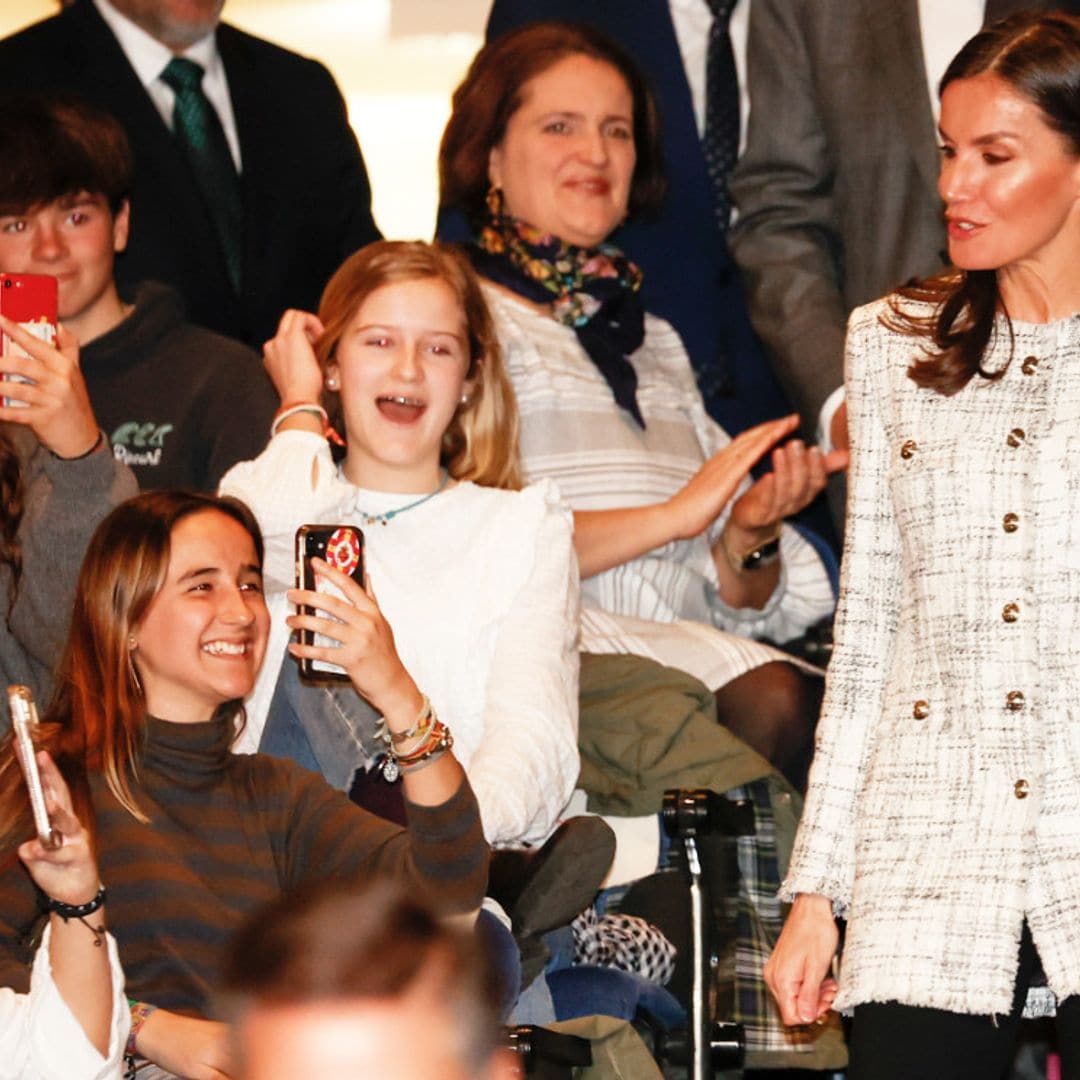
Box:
[126,1000,159,1059]
[380,719,453,781]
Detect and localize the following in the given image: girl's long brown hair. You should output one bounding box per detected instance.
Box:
[893,12,1080,394]
[0,491,263,852]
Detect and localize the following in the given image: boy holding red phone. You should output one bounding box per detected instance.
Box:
[0,92,277,492]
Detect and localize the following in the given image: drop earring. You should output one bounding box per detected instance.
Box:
[127,639,143,694]
[486,184,504,219]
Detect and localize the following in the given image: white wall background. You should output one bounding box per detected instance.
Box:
[1,1,490,238]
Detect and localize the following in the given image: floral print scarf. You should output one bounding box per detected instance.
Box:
[471,209,648,427]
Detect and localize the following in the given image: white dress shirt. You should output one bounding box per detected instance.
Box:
[92,0,242,170]
[919,0,985,125]
[668,0,751,152]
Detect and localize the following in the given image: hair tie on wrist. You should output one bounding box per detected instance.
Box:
[50,430,105,462]
[271,401,329,437]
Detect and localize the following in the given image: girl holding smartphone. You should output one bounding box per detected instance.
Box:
[221,240,580,850]
[0,490,487,1078]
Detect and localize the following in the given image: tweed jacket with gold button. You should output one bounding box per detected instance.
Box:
[785,296,1080,1017]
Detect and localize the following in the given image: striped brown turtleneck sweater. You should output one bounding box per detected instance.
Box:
[0,713,488,1015]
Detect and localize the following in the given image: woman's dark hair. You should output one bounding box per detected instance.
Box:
[439,20,665,228]
[894,11,1080,394]
[0,491,263,847]
[0,92,133,216]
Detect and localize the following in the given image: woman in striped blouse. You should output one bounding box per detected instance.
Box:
[439,22,846,786]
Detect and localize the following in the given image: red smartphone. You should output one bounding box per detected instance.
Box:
[9,685,60,849]
[0,273,58,408]
[294,524,365,680]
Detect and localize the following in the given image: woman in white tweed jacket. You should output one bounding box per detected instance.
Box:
[766,12,1080,1078]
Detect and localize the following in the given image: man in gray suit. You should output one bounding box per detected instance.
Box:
[729,0,1068,468]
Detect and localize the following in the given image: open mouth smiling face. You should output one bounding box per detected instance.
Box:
[330,276,474,492]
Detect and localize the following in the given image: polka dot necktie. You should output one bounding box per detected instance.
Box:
[703,0,741,232]
[160,56,244,293]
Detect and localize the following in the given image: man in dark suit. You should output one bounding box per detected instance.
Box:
[479,0,791,436]
[729,0,1072,458]
[0,0,381,347]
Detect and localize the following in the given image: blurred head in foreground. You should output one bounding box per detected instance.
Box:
[221,880,519,1080]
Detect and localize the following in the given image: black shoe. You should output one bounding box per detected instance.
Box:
[507,816,616,940]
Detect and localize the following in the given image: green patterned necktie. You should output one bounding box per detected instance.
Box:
[160,56,243,293]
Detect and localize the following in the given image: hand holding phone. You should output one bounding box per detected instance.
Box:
[0,273,57,409]
[15,745,102,911]
[293,524,365,679]
[0,274,99,459]
[9,685,61,850]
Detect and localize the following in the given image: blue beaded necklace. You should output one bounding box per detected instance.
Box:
[356,469,449,526]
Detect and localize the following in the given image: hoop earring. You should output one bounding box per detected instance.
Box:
[486,184,504,218]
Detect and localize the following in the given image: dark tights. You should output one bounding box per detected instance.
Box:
[849,924,1080,1080]
[713,661,821,791]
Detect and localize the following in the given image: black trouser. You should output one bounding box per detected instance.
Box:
[848,924,1080,1080]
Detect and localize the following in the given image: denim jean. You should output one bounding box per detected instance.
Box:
[260,658,382,788]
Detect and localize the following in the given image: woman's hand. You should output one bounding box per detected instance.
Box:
[0,316,99,459]
[17,751,100,907]
[262,308,326,407]
[764,893,840,1026]
[726,439,848,549]
[665,415,800,541]
[136,1010,233,1080]
[286,559,422,725]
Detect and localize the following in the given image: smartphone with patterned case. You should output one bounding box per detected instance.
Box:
[294,524,365,679]
[0,274,58,408]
